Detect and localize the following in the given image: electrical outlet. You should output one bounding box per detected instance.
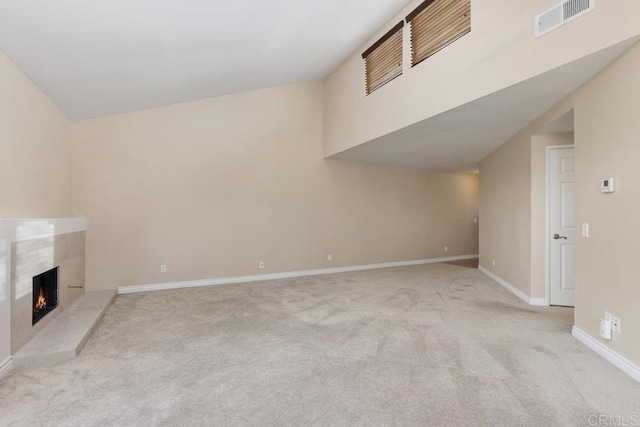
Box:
[613,316,621,334]
[259,262,265,269]
[327,254,332,262]
[474,218,478,224]
[160,265,167,273]
[492,259,496,267]
[444,246,448,253]
[604,311,612,321]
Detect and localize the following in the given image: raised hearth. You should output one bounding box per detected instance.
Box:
[0,218,87,371]
[14,290,116,367]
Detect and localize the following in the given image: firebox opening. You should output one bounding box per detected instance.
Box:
[32,266,59,325]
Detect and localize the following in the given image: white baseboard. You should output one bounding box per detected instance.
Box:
[0,356,12,379]
[572,326,640,383]
[478,266,548,306]
[118,254,479,294]
[529,297,549,306]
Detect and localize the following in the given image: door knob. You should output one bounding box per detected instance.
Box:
[553,234,567,240]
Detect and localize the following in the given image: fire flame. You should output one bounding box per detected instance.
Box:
[35,287,46,310]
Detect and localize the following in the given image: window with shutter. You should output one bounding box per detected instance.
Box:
[361,22,404,95]
[406,0,471,67]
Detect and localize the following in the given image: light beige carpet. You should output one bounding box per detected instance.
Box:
[1,263,638,426]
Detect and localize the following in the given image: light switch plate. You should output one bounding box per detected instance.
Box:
[582,223,589,238]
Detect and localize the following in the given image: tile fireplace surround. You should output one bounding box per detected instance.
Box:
[0,218,86,371]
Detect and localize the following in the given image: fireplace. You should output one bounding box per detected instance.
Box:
[32,266,59,325]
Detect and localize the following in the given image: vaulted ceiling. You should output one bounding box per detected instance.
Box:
[331,38,639,171]
[0,0,410,120]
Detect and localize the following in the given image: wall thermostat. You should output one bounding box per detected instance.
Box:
[601,177,615,193]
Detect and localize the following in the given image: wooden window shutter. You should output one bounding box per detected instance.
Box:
[362,22,404,95]
[406,0,471,67]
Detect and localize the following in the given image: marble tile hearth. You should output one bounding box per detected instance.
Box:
[13,289,116,366]
[0,218,112,372]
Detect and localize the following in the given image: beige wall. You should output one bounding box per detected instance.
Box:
[479,126,532,295]
[479,97,572,296]
[478,131,573,299]
[0,52,73,218]
[481,42,640,366]
[73,81,479,291]
[573,42,640,366]
[324,0,640,157]
[0,51,73,365]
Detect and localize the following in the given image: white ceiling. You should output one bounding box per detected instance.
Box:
[332,38,639,171]
[0,0,410,120]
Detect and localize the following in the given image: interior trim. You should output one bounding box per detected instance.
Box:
[572,326,640,383]
[478,266,549,306]
[119,254,479,295]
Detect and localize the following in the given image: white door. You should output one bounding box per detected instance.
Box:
[549,147,575,306]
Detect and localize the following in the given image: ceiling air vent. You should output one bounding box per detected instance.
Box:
[535,0,595,37]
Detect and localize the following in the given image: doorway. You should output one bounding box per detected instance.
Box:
[547,146,575,306]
